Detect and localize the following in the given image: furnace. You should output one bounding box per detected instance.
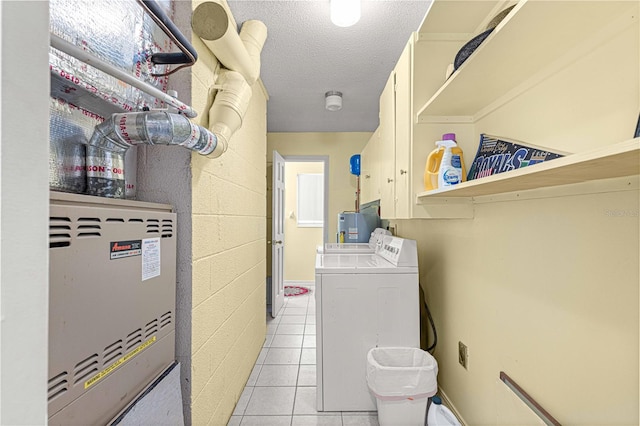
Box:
[48,192,177,425]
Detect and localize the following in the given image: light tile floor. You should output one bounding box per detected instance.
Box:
[228,284,379,426]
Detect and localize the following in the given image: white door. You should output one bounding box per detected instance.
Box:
[271,151,285,318]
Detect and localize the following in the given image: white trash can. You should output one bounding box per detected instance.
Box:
[366,347,438,426]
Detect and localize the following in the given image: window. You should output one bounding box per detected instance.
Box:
[297,173,323,227]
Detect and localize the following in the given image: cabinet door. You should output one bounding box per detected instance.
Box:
[394,41,412,219]
[360,127,380,204]
[370,127,381,201]
[379,72,396,219]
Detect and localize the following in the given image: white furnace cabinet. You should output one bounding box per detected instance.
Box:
[48,192,177,425]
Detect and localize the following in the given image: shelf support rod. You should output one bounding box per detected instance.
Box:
[50,34,198,118]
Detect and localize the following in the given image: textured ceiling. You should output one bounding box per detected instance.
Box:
[226,0,432,133]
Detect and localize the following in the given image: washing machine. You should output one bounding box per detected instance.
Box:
[317,227,390,255]
[315,236,420,412]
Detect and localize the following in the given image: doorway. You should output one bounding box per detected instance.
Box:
[268,154,329,318]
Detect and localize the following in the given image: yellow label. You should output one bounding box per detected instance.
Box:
[84,336,156,389]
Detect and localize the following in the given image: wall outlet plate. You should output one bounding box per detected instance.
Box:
[458,341,468,369]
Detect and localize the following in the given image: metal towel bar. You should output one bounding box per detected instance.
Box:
[500,371,561,426]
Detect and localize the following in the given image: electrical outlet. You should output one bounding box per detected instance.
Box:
[458,341,468,369]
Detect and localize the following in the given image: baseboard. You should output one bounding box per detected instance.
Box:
[439,387,468,426]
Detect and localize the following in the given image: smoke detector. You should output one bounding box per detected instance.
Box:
[325,91,342,111]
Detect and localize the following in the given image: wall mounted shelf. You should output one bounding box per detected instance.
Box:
[416,138,639,201]
[416,1,637,121]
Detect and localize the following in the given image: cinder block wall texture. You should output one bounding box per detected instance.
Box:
[189,1,268,424]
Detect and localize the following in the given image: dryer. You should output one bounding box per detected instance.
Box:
[315,236,420,412]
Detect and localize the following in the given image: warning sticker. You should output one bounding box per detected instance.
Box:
[348,227,359,240]
[84,336,156,389]
[110,240,142,260]
[142,238,161,281]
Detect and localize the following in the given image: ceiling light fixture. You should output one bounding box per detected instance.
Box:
[325,91,343,111]
[330,0,360,27]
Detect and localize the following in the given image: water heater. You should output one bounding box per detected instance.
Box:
[48,192,177,425]
[337,212,380,243]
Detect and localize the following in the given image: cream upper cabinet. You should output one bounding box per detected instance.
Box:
[368,0,638,219]
[360,127,381,205]
[378,71,396,218]
[359,132,372,204]
[371,0,639,219]
[363,41,411,220]
[394,41,412,219]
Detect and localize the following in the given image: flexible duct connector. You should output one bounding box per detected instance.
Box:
[87,112,219,198]
[191,2,267,85]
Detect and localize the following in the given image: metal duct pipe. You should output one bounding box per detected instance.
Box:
[191,2,267,85]
[87,112,219,198]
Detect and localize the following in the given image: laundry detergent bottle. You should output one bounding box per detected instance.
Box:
[438,139,462,188]
[424,133,466,191]
[424,141,444,191]
[427,396,461,426]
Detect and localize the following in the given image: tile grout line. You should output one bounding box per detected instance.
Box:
[235,291,376,425]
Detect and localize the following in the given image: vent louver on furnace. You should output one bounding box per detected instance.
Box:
[160,311,172,329]
[126,328,143,351]
[49,217,72,248]
[103,340,124,366]
[162,219,173,238]
[48,371,69,402]
[145,319,159,338]
[73,353,99,385]
[146,218,160,234]
[77,217,102,238]
[48,310,175,412]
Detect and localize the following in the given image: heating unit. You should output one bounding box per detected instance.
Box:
[48,192,177,425]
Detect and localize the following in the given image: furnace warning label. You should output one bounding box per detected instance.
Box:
[110,240,142,260]
[142,238,161,281]
[84,336,156,389]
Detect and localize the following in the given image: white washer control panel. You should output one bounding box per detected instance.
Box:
[376,236,418,267]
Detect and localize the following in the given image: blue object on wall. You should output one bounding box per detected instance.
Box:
[349,154,361,176]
